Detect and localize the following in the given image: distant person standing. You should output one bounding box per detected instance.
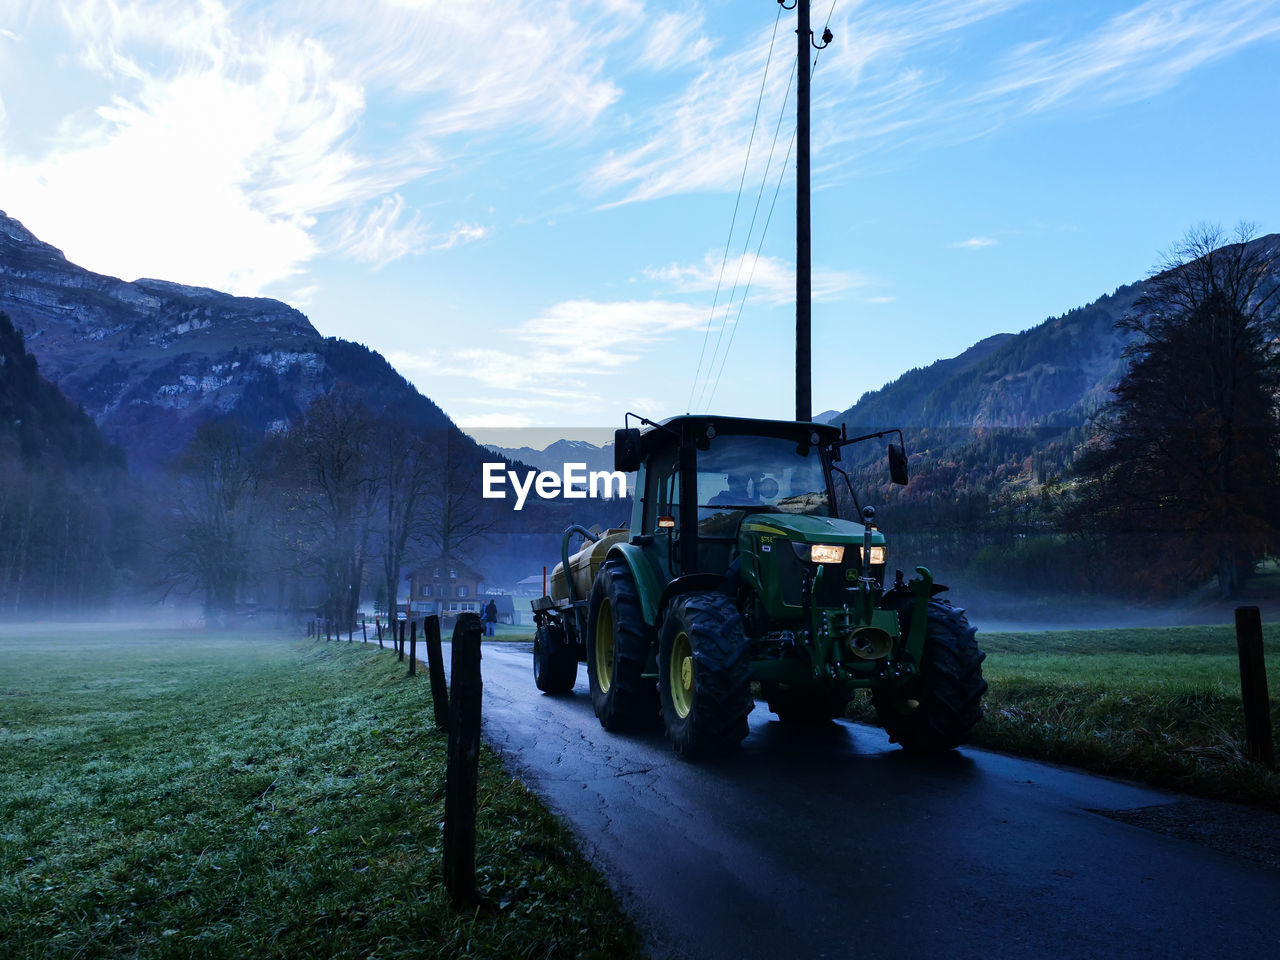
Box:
[484,598,498,636]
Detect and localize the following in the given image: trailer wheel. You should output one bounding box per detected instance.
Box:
[533,621,578,694]
[873,598,986,751]
[586,560,657,730]
[658,592,752,759]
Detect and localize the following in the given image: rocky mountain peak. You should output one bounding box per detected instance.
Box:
[0,211,67,261]
[0,214,449,470]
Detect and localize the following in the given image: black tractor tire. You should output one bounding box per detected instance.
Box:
[533,621,578,694]
[586,560,657,730]
[762,682,845,725]
[658,592,753,759]
[872,597,987,752]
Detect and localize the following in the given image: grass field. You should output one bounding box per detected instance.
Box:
[855,621,1280,810]
[5,619,1279,956]
[0,627,643,959]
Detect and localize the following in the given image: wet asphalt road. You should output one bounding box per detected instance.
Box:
[473,642,1279,960]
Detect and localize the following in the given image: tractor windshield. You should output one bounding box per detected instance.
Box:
[696,434,830,527]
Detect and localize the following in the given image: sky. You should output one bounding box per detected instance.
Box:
[1,0,1278,449]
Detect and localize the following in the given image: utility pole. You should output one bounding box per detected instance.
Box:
[794,0,812,423]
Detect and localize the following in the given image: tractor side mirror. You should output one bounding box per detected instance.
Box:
[614,428,642,472]
[888,443,909,486]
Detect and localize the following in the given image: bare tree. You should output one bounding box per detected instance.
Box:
[161,419,262,620]
[291,386,376,627]
[370,416,435,623]
[422,427,497,578]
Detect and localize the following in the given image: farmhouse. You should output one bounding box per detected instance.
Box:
[407,559,485,618]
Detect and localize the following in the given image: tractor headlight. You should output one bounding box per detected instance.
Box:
[860,545,886,565]
[809,544,845,564]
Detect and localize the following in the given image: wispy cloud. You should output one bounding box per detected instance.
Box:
[587,0,1280,205]
[586,0,1031,205]
[395,298,708,418]
[303,0,627,138]
[980,0,1280,111]
[645,251,864,305]
[585,26,790,205]
[639,10,717,70]
[950,236,998,249]
[0,0,401,292]
[433,222,490,251]
[0,0,637,293]
[336,194,427,267]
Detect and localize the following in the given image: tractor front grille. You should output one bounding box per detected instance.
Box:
[775,543,859,608]
[815,566,857,607]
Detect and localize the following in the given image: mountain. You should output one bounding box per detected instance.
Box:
[0,308,136,611]
[0,212,625,599]
[0,210,453,469]
[826,234,1280,600]
[835,233,1280,439]
[834,301,1137,437]
[0,310,121,469]
[484,437,637,496]
[485,438,615,474]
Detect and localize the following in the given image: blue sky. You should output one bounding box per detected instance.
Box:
[2,0,1277,448]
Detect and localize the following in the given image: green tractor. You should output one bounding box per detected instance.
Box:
[531,414,986,759]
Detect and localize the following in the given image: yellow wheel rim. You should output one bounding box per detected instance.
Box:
[670,630,694,719]
[594,598,614,693]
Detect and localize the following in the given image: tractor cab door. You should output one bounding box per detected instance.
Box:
[642,444,682,580]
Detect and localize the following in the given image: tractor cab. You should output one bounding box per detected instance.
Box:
[618,415,886,589]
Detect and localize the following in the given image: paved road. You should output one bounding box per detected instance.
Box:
[474,642,1279,960]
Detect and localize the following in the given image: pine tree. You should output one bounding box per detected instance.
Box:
[1069,224,1280,598]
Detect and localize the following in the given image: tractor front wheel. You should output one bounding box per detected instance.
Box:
[658,592,752,759]
[872,598,986,751]
[586,560,656,730]
[533,621,578,694]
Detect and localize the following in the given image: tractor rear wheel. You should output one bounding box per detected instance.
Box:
[586,560,656,730]
[533,621,578,694]
[872,598,986,751]
[658,592,752,759]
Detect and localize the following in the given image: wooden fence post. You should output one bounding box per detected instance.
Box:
[398,619,405,662]
[444,613,482,907]
[1235,606,1275,768]
[408,618,418,676]
[426,615,448,730]
[362,619,367,643]
[376,620,383,648]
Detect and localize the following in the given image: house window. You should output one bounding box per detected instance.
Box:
[420,583,432,598]
[450,568,458,579]
[457,585,468,598]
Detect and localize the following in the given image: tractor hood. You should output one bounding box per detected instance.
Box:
[739,513,884,547]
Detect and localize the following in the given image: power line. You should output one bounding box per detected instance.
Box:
[706,124,797,412]
[697,50,796,413]
[686,4,784,413]
[700,0,842,413]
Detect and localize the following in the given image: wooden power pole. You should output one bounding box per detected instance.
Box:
[794,0,812,423]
